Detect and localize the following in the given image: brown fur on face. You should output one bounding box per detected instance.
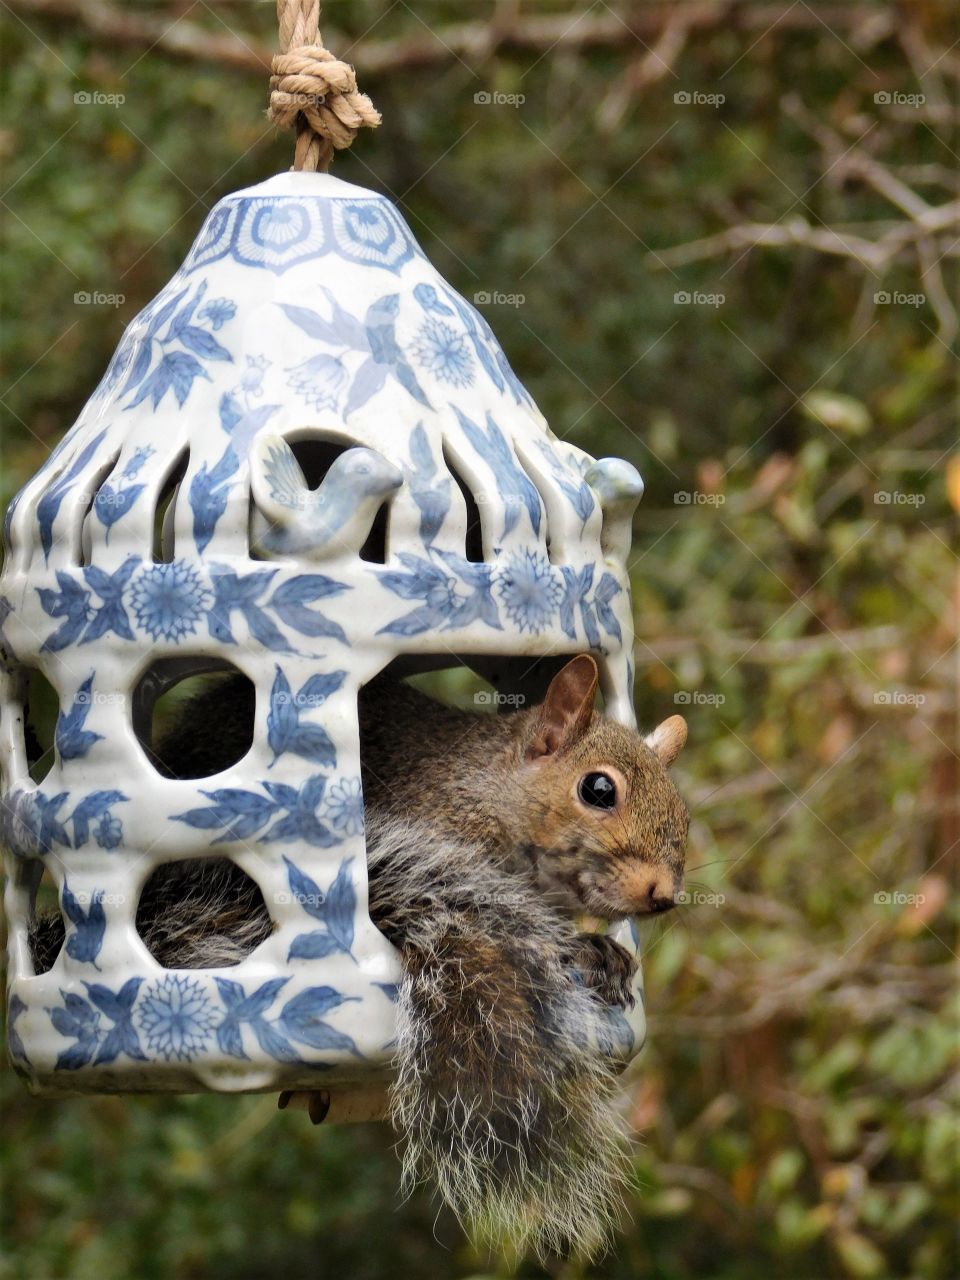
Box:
[507,714,689,918]
[360,655,689,923]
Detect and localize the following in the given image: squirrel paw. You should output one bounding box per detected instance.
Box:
[563,932,637,1008]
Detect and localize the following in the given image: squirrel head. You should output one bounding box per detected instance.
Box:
[507,655,689,920]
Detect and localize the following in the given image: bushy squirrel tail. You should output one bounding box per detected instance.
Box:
[366,816,629,1261]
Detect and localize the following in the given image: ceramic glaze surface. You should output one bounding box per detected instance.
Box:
[1,172,646,1094]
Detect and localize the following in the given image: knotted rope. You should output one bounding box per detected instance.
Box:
[268,0,380,173]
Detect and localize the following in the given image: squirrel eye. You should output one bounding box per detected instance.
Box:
[578,772,617,809]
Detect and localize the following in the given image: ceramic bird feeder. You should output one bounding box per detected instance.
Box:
[1,26,649,1100]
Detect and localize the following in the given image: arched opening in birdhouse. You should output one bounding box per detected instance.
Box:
[441,446,484,562]
[133,658,255,779]
[22,665,57,783]
[136,857,273,968]
[78,451,121,565]
[27,862,63,975]
[153,448,190,563]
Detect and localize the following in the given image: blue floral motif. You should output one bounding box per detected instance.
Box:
[206,565,290,653]
[80,557,139,646]
[46,978,145,1071]
[189,380,280,555]
[138,974,217,1061]
[410,318,474,388]
[120,446,155,477]
[172,775,340,848]
[0,787,127,859]
[377,551,501,637]
[414,281,533,407]
[536,441,595,529]
[93,479,147,539]
[36,429,109,563]
[36,560,351,655]
[128,560,212,643]
[593,572,623,643]
[287,353,349,412]
[406,422,450,546]
[331,199,417,273]
[118,279,233,413]
[559,565,601,649]
[279,289,430,418]
[55,673,103,760]
[91,446,158,537]
[284,856,357,961]
[453,408,542,540]
[61,883,106,968]
[270,574,350,645]
[495,550,563,634]
[182,194,417,278]
[323,778,364,837]
[94,812,123,850]
[198,298,236,330]
[267,664,344,767]
[214,974,361,1063]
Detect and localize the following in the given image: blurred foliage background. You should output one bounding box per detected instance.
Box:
[1,1,957,1277]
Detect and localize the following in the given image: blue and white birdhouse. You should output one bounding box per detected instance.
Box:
[0,172,646,1097]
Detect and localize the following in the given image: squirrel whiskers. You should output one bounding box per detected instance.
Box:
[366,814,628,1260]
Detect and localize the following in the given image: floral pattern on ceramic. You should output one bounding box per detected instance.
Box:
[1,172,645,1095]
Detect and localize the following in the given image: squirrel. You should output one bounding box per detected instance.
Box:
[28,655,689,1259]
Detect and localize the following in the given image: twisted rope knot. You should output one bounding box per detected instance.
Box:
[268,44,380,172]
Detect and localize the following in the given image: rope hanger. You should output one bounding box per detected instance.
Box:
[268,0,381,172]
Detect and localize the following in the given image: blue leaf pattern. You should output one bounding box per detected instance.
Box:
[172,776,340,848]
[285,856,357,962]
[120,281,234,413]
[406,422,450,546]
[55,673,103,760]
[267,664,344,767]
[36,429,108,562]
[453,408,542,539]
[61,883,106,968]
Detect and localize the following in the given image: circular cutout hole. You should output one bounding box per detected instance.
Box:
[133,659,255,779]
[136,858,273,968]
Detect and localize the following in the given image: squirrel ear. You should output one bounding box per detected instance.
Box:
[646,715,687,766]
[525,655,599,761]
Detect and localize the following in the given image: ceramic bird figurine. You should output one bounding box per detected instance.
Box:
[249,432,403,562]
[584,457,645,562]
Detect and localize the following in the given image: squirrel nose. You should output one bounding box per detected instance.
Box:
[646,884,675,914]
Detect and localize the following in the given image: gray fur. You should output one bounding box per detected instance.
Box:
[29,813,629,1259]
